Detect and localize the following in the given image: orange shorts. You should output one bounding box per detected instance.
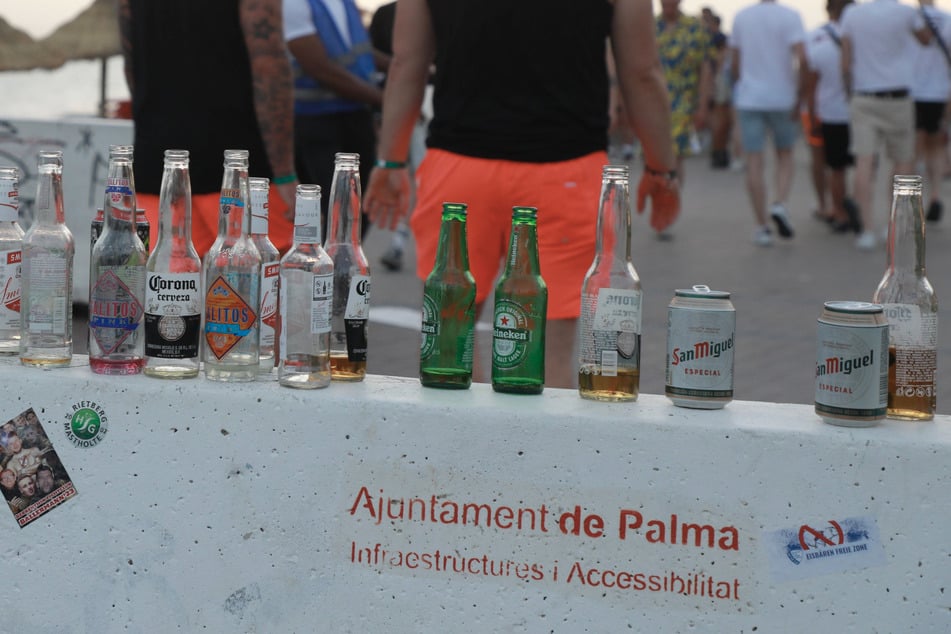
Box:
[137,184,293,257]
[801,110,823,148]
[411,149,606,320]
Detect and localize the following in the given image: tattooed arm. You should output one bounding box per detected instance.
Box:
[117,0,133,93]
[240,0,297,209]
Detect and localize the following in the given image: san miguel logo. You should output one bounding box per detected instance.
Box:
[816,350,875,377]
[204,276,256,359]
[671,335,734,366]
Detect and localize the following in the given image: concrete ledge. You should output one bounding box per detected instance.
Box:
[2,356,949,631]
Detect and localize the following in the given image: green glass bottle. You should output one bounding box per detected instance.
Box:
[492,206,547,394]
[420,202,476,389]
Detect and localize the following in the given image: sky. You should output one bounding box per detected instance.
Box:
[4,0,951,39]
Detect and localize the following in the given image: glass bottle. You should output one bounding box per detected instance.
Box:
[420,202,476,389]
[278,184,333,388]
[325,152,370,381]
[0,167,24,354]
[492,206,547,394]
[144,149,202,379]
[20,150,74,367]
[578,165,642,401]
[249,176,280,379]
[202,149,261,382]
[872,175,938,420]
[88,145,147,374]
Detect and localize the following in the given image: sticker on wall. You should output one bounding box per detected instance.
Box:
[63,400,108,448]
[762,516,886,582]
[1,408,78,528]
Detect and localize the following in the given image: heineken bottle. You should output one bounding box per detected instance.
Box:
[492,206,547,394]
[420,202,476,389]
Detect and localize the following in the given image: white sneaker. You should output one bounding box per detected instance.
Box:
[769,203,794,238]
[752,226,773,247]
[855,231,878,251]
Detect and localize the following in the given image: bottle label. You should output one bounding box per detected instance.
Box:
[0,180,18,223]
[492,298,535,369]
[24,252,68,334]
[260,262,280,351]
[345,274,371,319]
[220,189,243,216]
[204,275,258,360]
[420,292,439,360]
[250,188,269,234]
[665,305,735,396]
[144,272,201,359]
[0,249,21,330]
[312,273,333,334]
[815,320,888,417]
[89,266,144,355]
[579,289,642,377]
[881,303,938,401]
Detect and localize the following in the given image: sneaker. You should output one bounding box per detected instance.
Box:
[380,246,404,272]
[730,158,745,172]
[655,229,674,242]
[769,203,794,238]
[842,197,862,233]
[855,231,878,251]
[927,200,943,222]
[752,226,773,247]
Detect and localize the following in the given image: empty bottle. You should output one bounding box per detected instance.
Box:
[88,145,148,374]
[0,167,24,354]
[202,149,261,382]
[278,184,333,388]
[420,202,476,389]
[249,176,280,378]
[492,206,547,394]
[324,153,370,381]
[144,149,202,379]
[20,150,74,367]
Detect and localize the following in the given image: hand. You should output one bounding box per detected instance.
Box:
[364,166,412,230]
[636,172,681,232]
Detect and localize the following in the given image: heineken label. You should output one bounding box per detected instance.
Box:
[492,298,534,369]
[420,292,439,360]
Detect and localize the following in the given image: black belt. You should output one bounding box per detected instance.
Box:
[858,89,909,99]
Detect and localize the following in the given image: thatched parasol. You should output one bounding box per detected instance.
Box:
[0,17,65,72]
[40,0,121,116]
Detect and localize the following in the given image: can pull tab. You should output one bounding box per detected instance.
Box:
[692,284,712,294]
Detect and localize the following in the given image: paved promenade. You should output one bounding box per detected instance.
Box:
[365,143,951,414]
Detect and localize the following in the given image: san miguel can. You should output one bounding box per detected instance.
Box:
[91,208,151,253]
[815,301,888,427]
[665,285,735,409]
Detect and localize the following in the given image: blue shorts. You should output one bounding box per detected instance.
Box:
[737,110,800,153]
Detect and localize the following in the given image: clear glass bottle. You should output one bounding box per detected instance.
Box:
[20,150,74,367]
[578,165,642,401]
[88,145,147,374]
[249,176,280,379]
[144,149,202,379]
[420,202,476,389]
[492,206,547,394]
[872,175,938,420]
[0,167,24,354]
[202,149,261,382]
[325,152,370,381]
[278,184,334,389]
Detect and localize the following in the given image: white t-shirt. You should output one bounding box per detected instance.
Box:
[284,0,352,46]
[731,2,806,110]
[912,5,951,102]
[840,0,925,93]
[805,23,850,123]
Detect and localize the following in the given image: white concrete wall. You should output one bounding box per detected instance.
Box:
[1,357,949,632]
[0,117,134,304]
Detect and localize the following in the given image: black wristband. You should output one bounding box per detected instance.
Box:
[645,166,678,180]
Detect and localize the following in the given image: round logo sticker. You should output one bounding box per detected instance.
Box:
[63,401,108,448]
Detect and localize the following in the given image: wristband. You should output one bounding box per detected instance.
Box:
[374,159,409,169]
[644,166,678,181]
[272,173,297,185]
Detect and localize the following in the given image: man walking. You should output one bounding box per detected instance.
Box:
[731,0,807,247]
[840,0,931,250]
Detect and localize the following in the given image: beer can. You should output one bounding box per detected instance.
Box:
[665,285,735,409]
[91,208,151,253]
[815,301,888,427]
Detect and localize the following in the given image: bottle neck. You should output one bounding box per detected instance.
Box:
[328,164,362,246]
[104,160,137,232]
[35,167,65,225]
[886,183,926,276]
[505,222,540,275]
[433,218,469,272]
[158,163,192,246]
[597,174,632,263]
[218,167,249,239]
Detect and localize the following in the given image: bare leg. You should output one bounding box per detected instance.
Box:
[774,147,796,206]
[808,144,829,216]
[853,154,876,232]
[746,151,767,225]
